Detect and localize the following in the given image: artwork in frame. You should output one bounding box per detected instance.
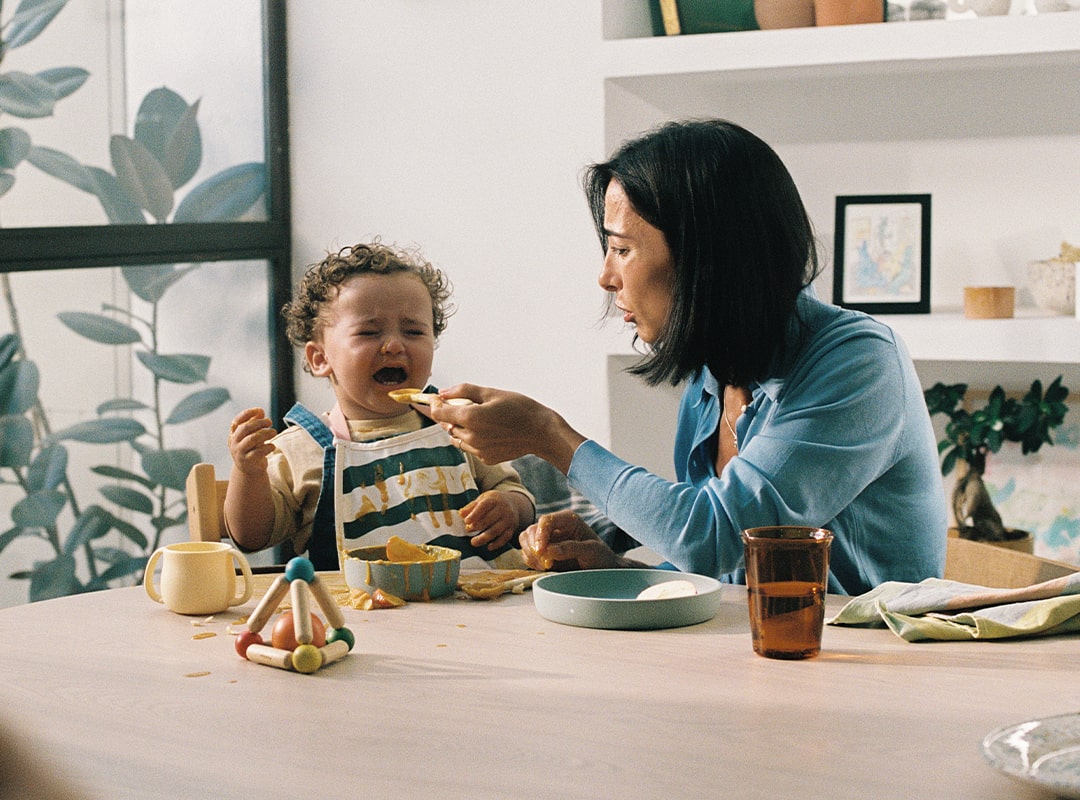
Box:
[833,194,931,314]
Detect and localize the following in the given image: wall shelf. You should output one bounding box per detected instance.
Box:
[601,6,1080,369]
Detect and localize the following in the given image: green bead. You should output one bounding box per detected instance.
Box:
[327,626,355,651]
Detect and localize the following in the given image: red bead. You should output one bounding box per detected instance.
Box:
[235,630,263,658]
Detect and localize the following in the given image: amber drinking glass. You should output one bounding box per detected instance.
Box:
[742,526,833,659]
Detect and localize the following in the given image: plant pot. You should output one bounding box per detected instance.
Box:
[948,527,1034,555]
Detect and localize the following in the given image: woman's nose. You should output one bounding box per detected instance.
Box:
[598,254,619,293]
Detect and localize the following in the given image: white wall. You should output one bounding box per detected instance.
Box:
[286,1,624,446]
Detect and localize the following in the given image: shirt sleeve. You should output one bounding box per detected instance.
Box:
[569,316,915,581]
[466,453,535,507]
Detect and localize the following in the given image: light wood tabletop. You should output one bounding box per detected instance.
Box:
[1,575,1074,799]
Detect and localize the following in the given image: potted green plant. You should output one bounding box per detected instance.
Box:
[924,376,1070,548]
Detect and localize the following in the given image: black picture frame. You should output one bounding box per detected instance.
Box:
[833,194,931,315]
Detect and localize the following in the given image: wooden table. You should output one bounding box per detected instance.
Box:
[0,577,1074,799]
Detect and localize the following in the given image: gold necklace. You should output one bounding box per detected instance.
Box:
[723,403,746,449]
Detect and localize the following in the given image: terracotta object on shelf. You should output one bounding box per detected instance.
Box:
[963,286,1015,319]
[755,0,884,28]
[814,0,886,25]
[754,0,815,27]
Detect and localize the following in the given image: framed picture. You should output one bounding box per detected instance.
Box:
[833,194,931,314]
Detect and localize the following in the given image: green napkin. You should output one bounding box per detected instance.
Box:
[827,573,1080,642]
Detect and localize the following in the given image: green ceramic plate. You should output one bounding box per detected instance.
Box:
[532,569,723,630]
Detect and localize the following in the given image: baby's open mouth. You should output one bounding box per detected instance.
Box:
[374,367,408,385]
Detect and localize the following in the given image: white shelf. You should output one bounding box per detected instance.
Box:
[600,8,1080,370]
[883,312,1080,362]
[603,13,1080,74]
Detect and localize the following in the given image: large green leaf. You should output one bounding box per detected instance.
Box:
[27,443,68,492]
[0,334,19,367]
[0,171,13,196]
[63,505,113,554]
[50,417,146,444]
[98,554,148,583]
[135,352,209,384]
[91,463,155,491]
[0,71,57,118]
[141,447,200,491]
[97,397,150,414]
[166,387,230,425]
[86,166,147,224]
[0,358,38,415]
[134,88,202,189]
[173,162,265,223]
[0,416,34,467]
[36,66,89,100]
[99,484,154,516]
[4,0,68,50]
[121,263,197,304]
[29,554,81,602]
[57,311,142,345]
[27,146,95,192]
[0,127,32,168]
[110,134,174,222]
[100,510,149,550]
[0,526,28,557]
[11,489,67,528]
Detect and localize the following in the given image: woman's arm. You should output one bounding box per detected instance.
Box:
[422,384,587,473]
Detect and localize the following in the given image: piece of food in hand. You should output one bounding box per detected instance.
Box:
[387,388,473,406]
[385,535,437,563]
[636,580,698,600]
[457,569,545,600]
[1059,241,1080,261]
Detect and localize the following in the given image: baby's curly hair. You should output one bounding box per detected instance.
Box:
[283,241,454,373]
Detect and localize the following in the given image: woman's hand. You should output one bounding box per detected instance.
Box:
[519,510,626,572]
[419,384,587,473]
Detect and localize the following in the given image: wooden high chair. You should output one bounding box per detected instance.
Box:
[943,534,1077,589]
[186,463,229,542]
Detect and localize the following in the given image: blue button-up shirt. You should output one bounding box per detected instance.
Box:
[569,293,946,596]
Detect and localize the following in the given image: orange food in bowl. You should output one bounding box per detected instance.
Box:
[385,535,436,563]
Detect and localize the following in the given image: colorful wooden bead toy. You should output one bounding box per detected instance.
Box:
[240,557,354,673]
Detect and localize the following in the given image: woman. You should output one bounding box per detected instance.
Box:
[424,119,946,595]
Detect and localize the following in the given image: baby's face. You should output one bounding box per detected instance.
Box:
[305,272,436,419]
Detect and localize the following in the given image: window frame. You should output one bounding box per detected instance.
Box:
[0,0,295,422]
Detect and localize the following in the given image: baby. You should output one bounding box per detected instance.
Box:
[225,241,534,570]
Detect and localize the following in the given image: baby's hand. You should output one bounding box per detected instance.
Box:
[460,491,519,551]
[228,407,277,474]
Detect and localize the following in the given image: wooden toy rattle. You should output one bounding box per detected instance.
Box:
[234,557,354,674]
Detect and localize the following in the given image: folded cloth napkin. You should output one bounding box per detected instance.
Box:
[827,572,1080,642]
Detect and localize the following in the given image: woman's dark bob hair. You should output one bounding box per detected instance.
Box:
[583,119,821,387]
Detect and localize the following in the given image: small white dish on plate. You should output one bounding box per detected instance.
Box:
[532,569,723,630]
[982,712,1080,799]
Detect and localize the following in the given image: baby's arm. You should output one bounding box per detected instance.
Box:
[224,407,278,551]
[461,490,534,551]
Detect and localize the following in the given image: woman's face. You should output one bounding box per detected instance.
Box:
[598,179,674,345]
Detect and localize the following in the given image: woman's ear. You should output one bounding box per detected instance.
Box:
[305,341,332,379]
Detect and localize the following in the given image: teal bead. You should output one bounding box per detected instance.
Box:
[284,557,315,583]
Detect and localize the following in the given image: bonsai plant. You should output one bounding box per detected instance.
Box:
[924,376,1070,543]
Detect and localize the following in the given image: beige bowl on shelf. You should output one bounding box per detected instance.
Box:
[963,286,1015,319]
[1027,259,1076,316]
